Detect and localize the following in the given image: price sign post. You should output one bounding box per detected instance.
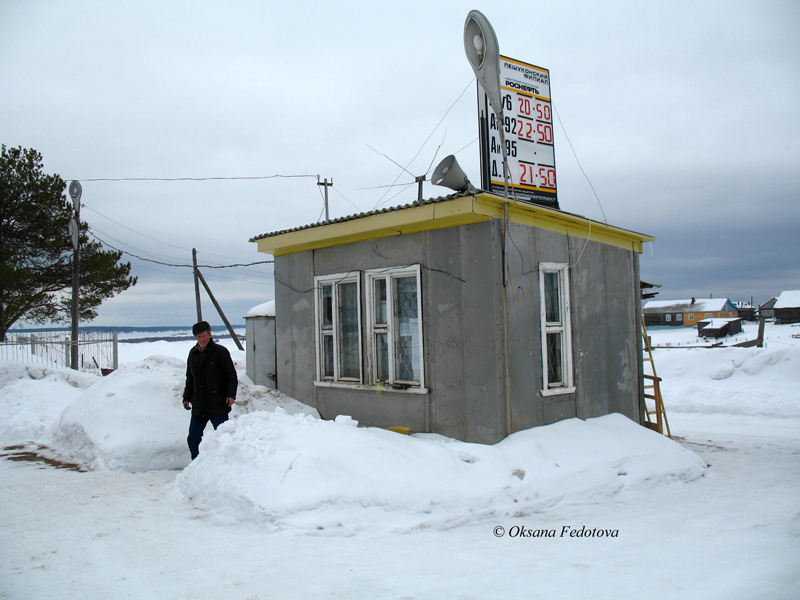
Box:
[478,56,558,209]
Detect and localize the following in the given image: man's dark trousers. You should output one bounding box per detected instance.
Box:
[187,414,228,460]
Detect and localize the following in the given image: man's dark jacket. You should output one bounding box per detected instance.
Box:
[183,339,238,418]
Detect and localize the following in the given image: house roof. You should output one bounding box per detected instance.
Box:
[698,318,742,330]
[643,298,736,313]
[774,290,800,309]
[759,297,777,310]
[250,191,655,257]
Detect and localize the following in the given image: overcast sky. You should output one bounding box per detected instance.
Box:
[2,0,798,328]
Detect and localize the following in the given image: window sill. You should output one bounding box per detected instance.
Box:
[540,386,576,398]
[314,380,429,395]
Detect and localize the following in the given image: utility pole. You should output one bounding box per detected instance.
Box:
[193,248,202,322]
[68,181,82,370]
[195,269,244,351]
[317,177,333,221]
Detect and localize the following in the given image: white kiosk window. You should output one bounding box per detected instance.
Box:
[539,263,575,395]
[365,266,424,388]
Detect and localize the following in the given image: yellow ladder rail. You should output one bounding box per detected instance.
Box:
[641,315,671,437]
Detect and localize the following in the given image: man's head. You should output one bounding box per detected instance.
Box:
[192,321,212,349]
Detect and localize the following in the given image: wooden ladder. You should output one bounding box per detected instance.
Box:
[641,315,671,437]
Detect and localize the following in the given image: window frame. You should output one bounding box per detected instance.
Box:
[538,262,575,396]
[364,265,426,390]
[313,272,362,384]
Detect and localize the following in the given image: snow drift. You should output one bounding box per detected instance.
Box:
[0,361,97,443]
[655,345,800,417]
[47,355,319,472]
[175,410,706,535]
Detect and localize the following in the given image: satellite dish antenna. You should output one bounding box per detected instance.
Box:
[431,155,476,193]
[464,10,503,121]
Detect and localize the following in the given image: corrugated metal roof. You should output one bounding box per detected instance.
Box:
[249,191,474,242]
[249,190,646,243]
[643,298,735,313]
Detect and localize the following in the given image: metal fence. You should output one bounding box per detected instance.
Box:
[0,330,118,375]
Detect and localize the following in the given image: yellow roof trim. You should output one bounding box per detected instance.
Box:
[253,193,655,256]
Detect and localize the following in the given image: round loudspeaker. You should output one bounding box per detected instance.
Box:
[431,155,476,193]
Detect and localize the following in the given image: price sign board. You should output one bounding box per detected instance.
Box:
[478,56,558,209]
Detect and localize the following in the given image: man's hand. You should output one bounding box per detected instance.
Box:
[183,401,191,411]
[226,397,235,407]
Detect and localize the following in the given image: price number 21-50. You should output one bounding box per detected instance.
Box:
[520,164,556,189]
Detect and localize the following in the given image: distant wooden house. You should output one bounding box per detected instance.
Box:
[733,301,755,322]
[774,290,800,324]
[759,297,777,319]
[696,318,743,339]
[250,191,654,444]
[643,298,738,327]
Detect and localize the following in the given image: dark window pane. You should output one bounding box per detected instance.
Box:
[393,277,419,382]
[544,272,561,324]
[322,284,332,327]
[375,332,389,381]
[395,276,418,319]
[546,332,562,386]
[374,279,387,325]
[323,335,334,378]
[338,281,360,378]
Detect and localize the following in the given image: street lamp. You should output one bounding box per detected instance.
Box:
[69,180,82,370]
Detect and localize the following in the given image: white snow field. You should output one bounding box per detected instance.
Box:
[1,323,799,599]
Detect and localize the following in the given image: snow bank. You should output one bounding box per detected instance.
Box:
[655,344,800,417]
[116,338,246,367]
[0,362,98,443]
[46,355,319,472]
[50,355,191,471]
[175,411,706,535]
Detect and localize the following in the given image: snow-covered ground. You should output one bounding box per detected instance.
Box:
[1,323,799,599]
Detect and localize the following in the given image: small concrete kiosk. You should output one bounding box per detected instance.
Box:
[251,191,654,444]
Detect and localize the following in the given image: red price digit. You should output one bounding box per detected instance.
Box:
[518,120,533,140]
[517,96,531,116]
[538,168,556,188]
[536,123,554,143]
[536,102,552,122]
[520,164,535,184]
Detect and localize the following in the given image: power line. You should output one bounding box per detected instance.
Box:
[82,204,192,252]
[87,223,190,263]
[552,103,608,224]
[71,174,318,182]
[89,231,273,270]
[84,204,265,264]
[372,77,475,210]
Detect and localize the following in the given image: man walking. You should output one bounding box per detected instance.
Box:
[182,321,238,459]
